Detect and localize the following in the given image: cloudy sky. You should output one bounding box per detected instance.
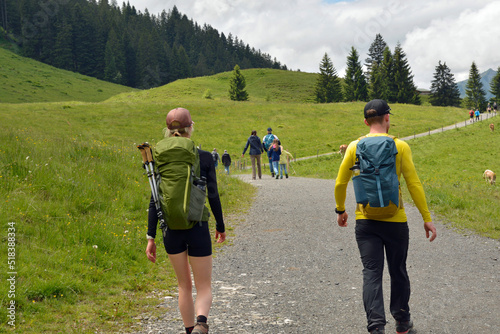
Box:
[125,0,499,89]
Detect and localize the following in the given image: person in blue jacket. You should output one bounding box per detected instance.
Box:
[242,130,264,180]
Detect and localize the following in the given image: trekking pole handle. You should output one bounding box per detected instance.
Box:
[138,145,149,164]
[145,146,154,163]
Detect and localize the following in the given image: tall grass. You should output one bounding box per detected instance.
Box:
[0,103,255,332]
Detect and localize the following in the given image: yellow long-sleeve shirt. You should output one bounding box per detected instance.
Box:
[334,133,432,223]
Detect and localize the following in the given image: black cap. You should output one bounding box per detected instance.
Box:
[267,127,272,131]
[364,99,393,119]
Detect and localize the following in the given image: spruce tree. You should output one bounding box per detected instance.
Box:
[393,43,420,105]
[429,61,461,107]
[464,62,487,110]
[365,34,387,77]
[369,62,384,100]
[229,64,248,101]
[315,53,342,103]
[489,67,500,104]
[344,47,368,102]
[379,47,395,103]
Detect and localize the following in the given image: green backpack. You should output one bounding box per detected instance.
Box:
[153,137,209,230]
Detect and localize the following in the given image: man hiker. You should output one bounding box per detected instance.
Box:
[221,150,231,175]
[262,127,278,177]
[212,148,220,168]
[334,99,437,334]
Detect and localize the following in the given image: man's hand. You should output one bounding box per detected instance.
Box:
[424,221,437,242]
[337,212,348,227]
[146,239,157,263]
[216,231,226,243]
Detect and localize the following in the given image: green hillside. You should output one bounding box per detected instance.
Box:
[1,66,498,333]
[111,68,319,104]
[0,48,136,103]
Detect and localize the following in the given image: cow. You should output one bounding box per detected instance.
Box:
[490,123,495,132]
[483,169,496,185]
[339,144,348,156]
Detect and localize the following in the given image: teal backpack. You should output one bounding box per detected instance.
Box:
[351,135,400,219]
[153,137,209,230]
[263,134,275,151]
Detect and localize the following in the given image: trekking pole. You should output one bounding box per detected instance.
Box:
[138,143,167,231]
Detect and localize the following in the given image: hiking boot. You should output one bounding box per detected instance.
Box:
[276,174,279,179]
[192,322,209,334]
[272,172,275,177]
[369,328,385,334]
[396,320,413,334]
[286,174,288,178]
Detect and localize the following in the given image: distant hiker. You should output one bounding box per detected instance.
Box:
[469,109,474,122]
[262,127,278,177]
[221,150,231,175]
[475,108,480,121]
[334,99,437,334]
[494,102,497,112]
[242,130,264,180]
[271,139,281,179]
[278,145,294,179]
[212,148,220,168]
[487,102,491,113]
[145,107,226,334]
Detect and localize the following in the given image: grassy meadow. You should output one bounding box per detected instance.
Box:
[1,52,499,333]
[0,48,136,103]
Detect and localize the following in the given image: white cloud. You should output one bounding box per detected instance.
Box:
[126,0,500,89]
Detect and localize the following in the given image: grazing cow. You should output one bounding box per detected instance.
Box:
[339,144,348,156]
[490,123,495,132]
[483,169,496,185]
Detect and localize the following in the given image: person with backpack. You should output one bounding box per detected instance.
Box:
[262,127,278,177]
[469,109,474,123]
[334,99,437,334]
[242,130,264,180]
[211,148,220,168]
[145,107,226,334]
[221,150,231,175]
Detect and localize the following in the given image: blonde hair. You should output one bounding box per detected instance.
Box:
[163,125,194,138]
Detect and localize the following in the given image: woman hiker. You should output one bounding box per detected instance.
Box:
[145,107,226,334]
[242,130,264,180]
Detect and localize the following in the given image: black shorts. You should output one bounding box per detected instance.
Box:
[162,222,212,257]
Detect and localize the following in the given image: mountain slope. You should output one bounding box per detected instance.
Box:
[457,68,497,100]
[0,48,136,103]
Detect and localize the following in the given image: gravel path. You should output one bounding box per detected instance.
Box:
[134,173,499,334]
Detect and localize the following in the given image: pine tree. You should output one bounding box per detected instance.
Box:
[365,34,387,77]
[489,67,500,104]
[429,61,461,107]
[379,47,395,103]
[315,53,342,103]
[393,43,420,105]
[52,19,73,71]
[464,62,487,110]
[344,47,368,102]
[369,62,384,100]
[104,28,126,84]
[229,64,248,101]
